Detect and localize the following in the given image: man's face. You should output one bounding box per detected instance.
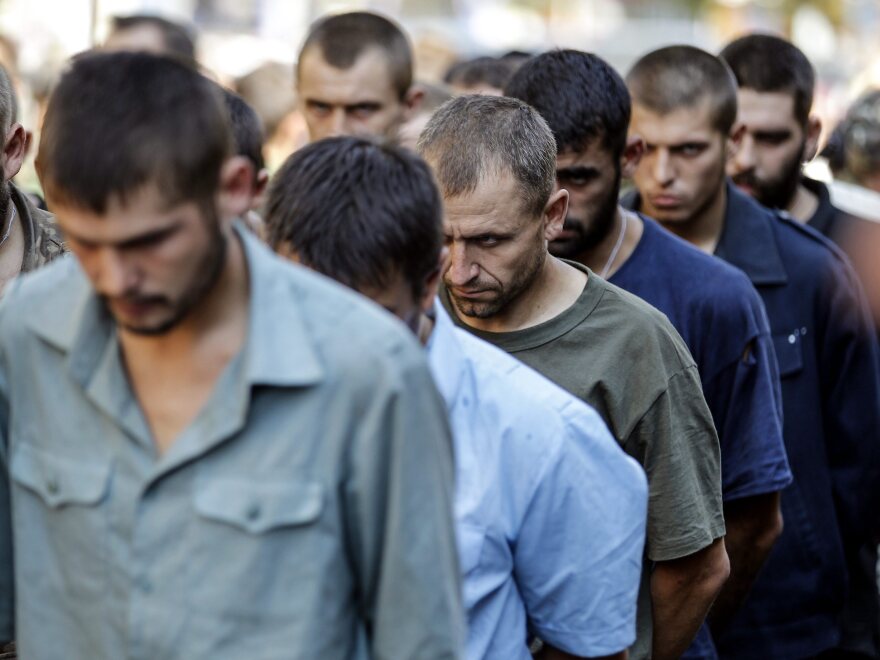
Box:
[553,139,621,258]
[297,46,410,141]
[441,171,547,319]
[728,89,808,209]
[53,184,227,335]
[630,100,728,224]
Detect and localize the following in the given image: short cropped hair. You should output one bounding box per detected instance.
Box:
[841,89,880,180]
[111,14,196,61]
[38,51,232,214]
[443,56,518,91]
[505,49,630,158]
[417,95,556,217]
[265,137,442,299]
[720,34,815,126]
[626,45,739,135]
[0,64,17,134]
[222,89,265,181]
[297,12,412,99]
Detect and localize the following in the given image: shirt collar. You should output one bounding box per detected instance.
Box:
[801,176,837,235]
[426,301,467,413]
[29,222,325,390]
[714,181,788,286]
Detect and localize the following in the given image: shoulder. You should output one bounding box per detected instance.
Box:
[773,212,858,287]
[31,208,66,266]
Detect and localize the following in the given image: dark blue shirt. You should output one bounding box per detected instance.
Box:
[611,214,792,660]
[710,183,880,659]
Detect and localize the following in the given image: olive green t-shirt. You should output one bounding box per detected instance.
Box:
[441,263,724,659]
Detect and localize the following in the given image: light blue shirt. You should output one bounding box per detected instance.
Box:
[427,304,648,659]
[0,228,465,659]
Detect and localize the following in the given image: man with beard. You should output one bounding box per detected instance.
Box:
[419,94,731,660]
[0,51,465,658]
[626,45,880,660]
[0,64,63,294]
[265,134,649,660]
[505,50,791,659]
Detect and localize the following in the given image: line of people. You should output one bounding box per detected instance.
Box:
[0,9,878,660]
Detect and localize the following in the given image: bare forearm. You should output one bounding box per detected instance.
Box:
[709,493,782,635]
[650,538,730,660]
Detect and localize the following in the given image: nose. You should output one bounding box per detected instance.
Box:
[445,241,479,287]
[652,149,675,187]
[731,132,756,176]
[326,108,349,138]
[94,248,136,298]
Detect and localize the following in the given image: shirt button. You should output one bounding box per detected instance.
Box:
[788,334,797,344]
[46,477,60,495]
[246,503,261,521]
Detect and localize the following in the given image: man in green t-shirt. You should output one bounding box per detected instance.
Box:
[419,94,729,660]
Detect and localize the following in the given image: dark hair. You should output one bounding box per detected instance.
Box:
[297,12,412,99]
[443,56,518,91]
[110,14,196,61]
[626,45,739,134]
[38,51,232,214]
[417,95,556,217]
[720,34,815,126]
[265,137,442,299]
[222,89,265,181]
[505,49,630,158]
[840,89,880,180]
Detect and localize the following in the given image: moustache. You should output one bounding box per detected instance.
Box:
[732,171,759,188]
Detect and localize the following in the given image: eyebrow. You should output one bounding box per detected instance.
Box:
[65,222,180,250]
[557,165,601,177]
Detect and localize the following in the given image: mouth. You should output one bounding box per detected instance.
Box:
[110,298,163,318]
[553,229,581,241]
[647,194,682,209]
[450,288,492,300]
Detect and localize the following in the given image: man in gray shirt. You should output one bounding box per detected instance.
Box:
[0,51,464,659]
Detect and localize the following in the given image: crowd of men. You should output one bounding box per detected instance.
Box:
[0,9,878,660]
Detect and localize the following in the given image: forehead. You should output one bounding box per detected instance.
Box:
[442,171,527,234]
[631,100,719,145]
[298,46,398,103]
[737,88,798,127]
[557,139,615,168]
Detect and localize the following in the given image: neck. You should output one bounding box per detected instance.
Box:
[654,183,727,254]
[119,227,250,355]
[786,182,819,223]
[457,253,587,334]
[417,312,434,346]
[572,206,644,278]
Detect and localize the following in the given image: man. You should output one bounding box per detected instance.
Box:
[221,89,268,237]
[296,11,422,142]
[443,56,518,96]
[104,13,196,61]
[505,49,791,657]
[0,51,464,658]
[626,45,880,659]
[265,134,649,660]
[418,94,730,660]
[0,64,62,292]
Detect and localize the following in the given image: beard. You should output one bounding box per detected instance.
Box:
[732,142,804,210]
[446,237,545,320]
[549,168,621,259]
[110,210,228,336]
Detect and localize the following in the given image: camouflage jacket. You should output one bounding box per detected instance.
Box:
[12,183,65,273]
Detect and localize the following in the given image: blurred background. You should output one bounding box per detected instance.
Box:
[1,0,879,186]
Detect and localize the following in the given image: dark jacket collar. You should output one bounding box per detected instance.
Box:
[714,181,788,286]
[801,176,838,236]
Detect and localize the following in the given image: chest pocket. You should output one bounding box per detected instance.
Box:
[194,477,324,534]
[9,443,112,597]
[773,329,805,378]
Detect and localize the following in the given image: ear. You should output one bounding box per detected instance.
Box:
[216,156,255,224]
[803,115,822,162]
[2,123,27,181]
[621,135,645,178]
[727,123,747,163]
[543,187,569,241]
[419,247,447,314]
[402,86,425,122]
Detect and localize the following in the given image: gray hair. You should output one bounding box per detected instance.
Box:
[416,94,557,217]
[0,65,16,134]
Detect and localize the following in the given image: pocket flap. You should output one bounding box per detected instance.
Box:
[194,478,324,534]
[773,330,804,378]
[10,443,112,508]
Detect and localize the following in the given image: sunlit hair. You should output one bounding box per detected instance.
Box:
[38,51,232,214]
[626,45,739,135]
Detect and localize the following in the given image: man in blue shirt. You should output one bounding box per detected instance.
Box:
[626,45,880,659]
[264,135,650,660]
[505,50,792,658]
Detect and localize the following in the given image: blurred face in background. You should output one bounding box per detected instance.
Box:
[297,46,417,142]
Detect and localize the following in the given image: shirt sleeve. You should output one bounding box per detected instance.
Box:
[702,301,792,502]
[626,365,726,562]
[0,296,13,642]
[343,346,465,660]
[515,411,647,657]
[817,257,880,545]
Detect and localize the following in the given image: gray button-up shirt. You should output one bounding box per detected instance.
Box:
[0,227,464,659]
